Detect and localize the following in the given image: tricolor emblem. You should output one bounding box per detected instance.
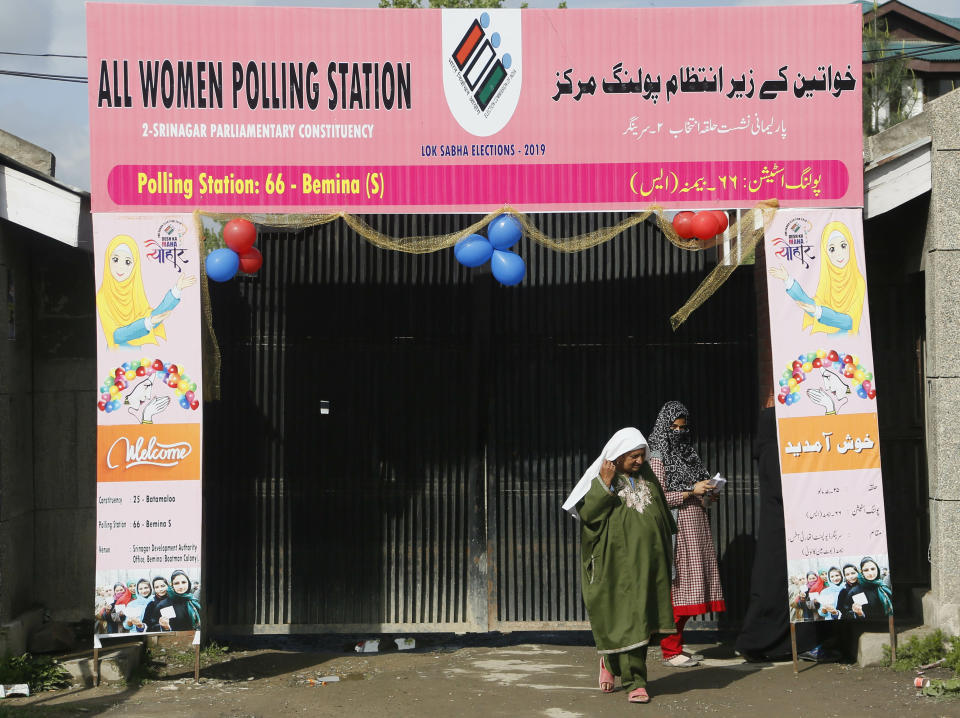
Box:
[442,10,522,137]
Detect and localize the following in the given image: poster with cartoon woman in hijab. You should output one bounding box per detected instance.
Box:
[93,215,202,428]
[768,219,866,336]
[93,214,204,638]
[763,208,891,624]
[96,230,196,352]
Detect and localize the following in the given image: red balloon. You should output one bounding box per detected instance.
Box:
[223,218,257,254]
[691,211,720,240]
[97,401,107,411]
[812,358,822,368]
[190,400,200,410]
[711,210,729,233]
[672,212,696,239]
[777,394,786,404]
[239,247,263,274]
[867,389,877,400]
[792,360,803,371]
[152,359,164,371]
[115,368,125,378]
[167,364,179,375]
[827,350,840,362]
[136,366,146,376]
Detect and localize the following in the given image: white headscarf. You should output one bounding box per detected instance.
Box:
[561,427,648,518]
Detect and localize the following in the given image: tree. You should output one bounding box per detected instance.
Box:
[862,2,918,136]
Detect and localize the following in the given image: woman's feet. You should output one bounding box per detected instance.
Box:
[627,686,650,703]
[598,656,615,693]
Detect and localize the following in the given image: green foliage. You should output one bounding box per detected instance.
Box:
[946,636,960,675]
[0,653,71,693]
[200,219,225,255]
[200,640,228,665]
[862,1,918,136]
[882,629,958,673]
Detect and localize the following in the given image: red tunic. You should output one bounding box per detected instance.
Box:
[649,456,726,619]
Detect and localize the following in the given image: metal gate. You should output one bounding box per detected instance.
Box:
[204,213,762,633]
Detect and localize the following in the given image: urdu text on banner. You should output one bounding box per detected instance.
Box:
[764,209,892,624]
[87,4,863,213]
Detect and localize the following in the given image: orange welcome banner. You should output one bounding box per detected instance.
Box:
[97,423,202,482]
[777,411,881,475]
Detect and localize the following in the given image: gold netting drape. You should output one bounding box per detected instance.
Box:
[194,200,778,399]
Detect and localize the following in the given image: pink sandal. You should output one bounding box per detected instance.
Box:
[627,687,650,703]
[599,657,615,693]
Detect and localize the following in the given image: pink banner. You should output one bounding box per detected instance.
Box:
[764,209,892,624]
[87,4,863,213]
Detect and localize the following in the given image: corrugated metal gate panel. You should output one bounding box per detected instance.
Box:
[487,215,758,628]
[205,213,761,633]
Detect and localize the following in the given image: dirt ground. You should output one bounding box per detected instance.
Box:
[6,634,960,717]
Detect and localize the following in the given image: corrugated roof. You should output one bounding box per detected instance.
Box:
[930,12,960,32]
[869,39,960,63]
[860,0,960,32]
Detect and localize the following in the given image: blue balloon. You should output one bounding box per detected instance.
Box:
[488,214,522,250]
[206,248,240,282]
[490,250,526,286]
[454,234,494,268]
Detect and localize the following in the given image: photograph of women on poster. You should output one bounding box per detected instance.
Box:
[786,555,892,622]
[94,569,201,636]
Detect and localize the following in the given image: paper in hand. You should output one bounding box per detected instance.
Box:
[706,472,727,493]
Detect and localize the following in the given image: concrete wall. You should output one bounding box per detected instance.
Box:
[0,222,37,624]
[30,235,96,624]
[0,220,95,640]
[0,131,55,177]
[921,87,960,634]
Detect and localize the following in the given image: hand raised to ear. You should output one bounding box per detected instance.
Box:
[599,459,616,486]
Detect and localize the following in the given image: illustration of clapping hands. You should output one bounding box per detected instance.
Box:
[126,376,171,424]
[806,368,850,415]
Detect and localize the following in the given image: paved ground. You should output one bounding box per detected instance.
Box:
[7,635,960,717]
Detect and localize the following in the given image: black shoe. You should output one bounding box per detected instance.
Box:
[798,647,840,663]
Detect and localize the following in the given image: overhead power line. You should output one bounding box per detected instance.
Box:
[1,39,958,84]
[0,69,87,83]
[0,51,86,59]
[864,41,960,63]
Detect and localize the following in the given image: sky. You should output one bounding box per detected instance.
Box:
[1,0,957,190]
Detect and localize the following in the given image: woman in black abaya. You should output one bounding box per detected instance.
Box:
[735,407,821,660]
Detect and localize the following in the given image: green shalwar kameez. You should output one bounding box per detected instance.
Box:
[577,463,677,690]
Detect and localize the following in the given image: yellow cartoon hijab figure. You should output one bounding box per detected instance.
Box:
[96,235,196,350]
[769,221,866,335]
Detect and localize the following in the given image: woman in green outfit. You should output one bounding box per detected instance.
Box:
[562,427,677,704]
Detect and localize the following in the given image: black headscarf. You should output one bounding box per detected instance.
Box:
[648,401,710,492]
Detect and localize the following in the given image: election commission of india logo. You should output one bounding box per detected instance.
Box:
[442,9,522,137]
